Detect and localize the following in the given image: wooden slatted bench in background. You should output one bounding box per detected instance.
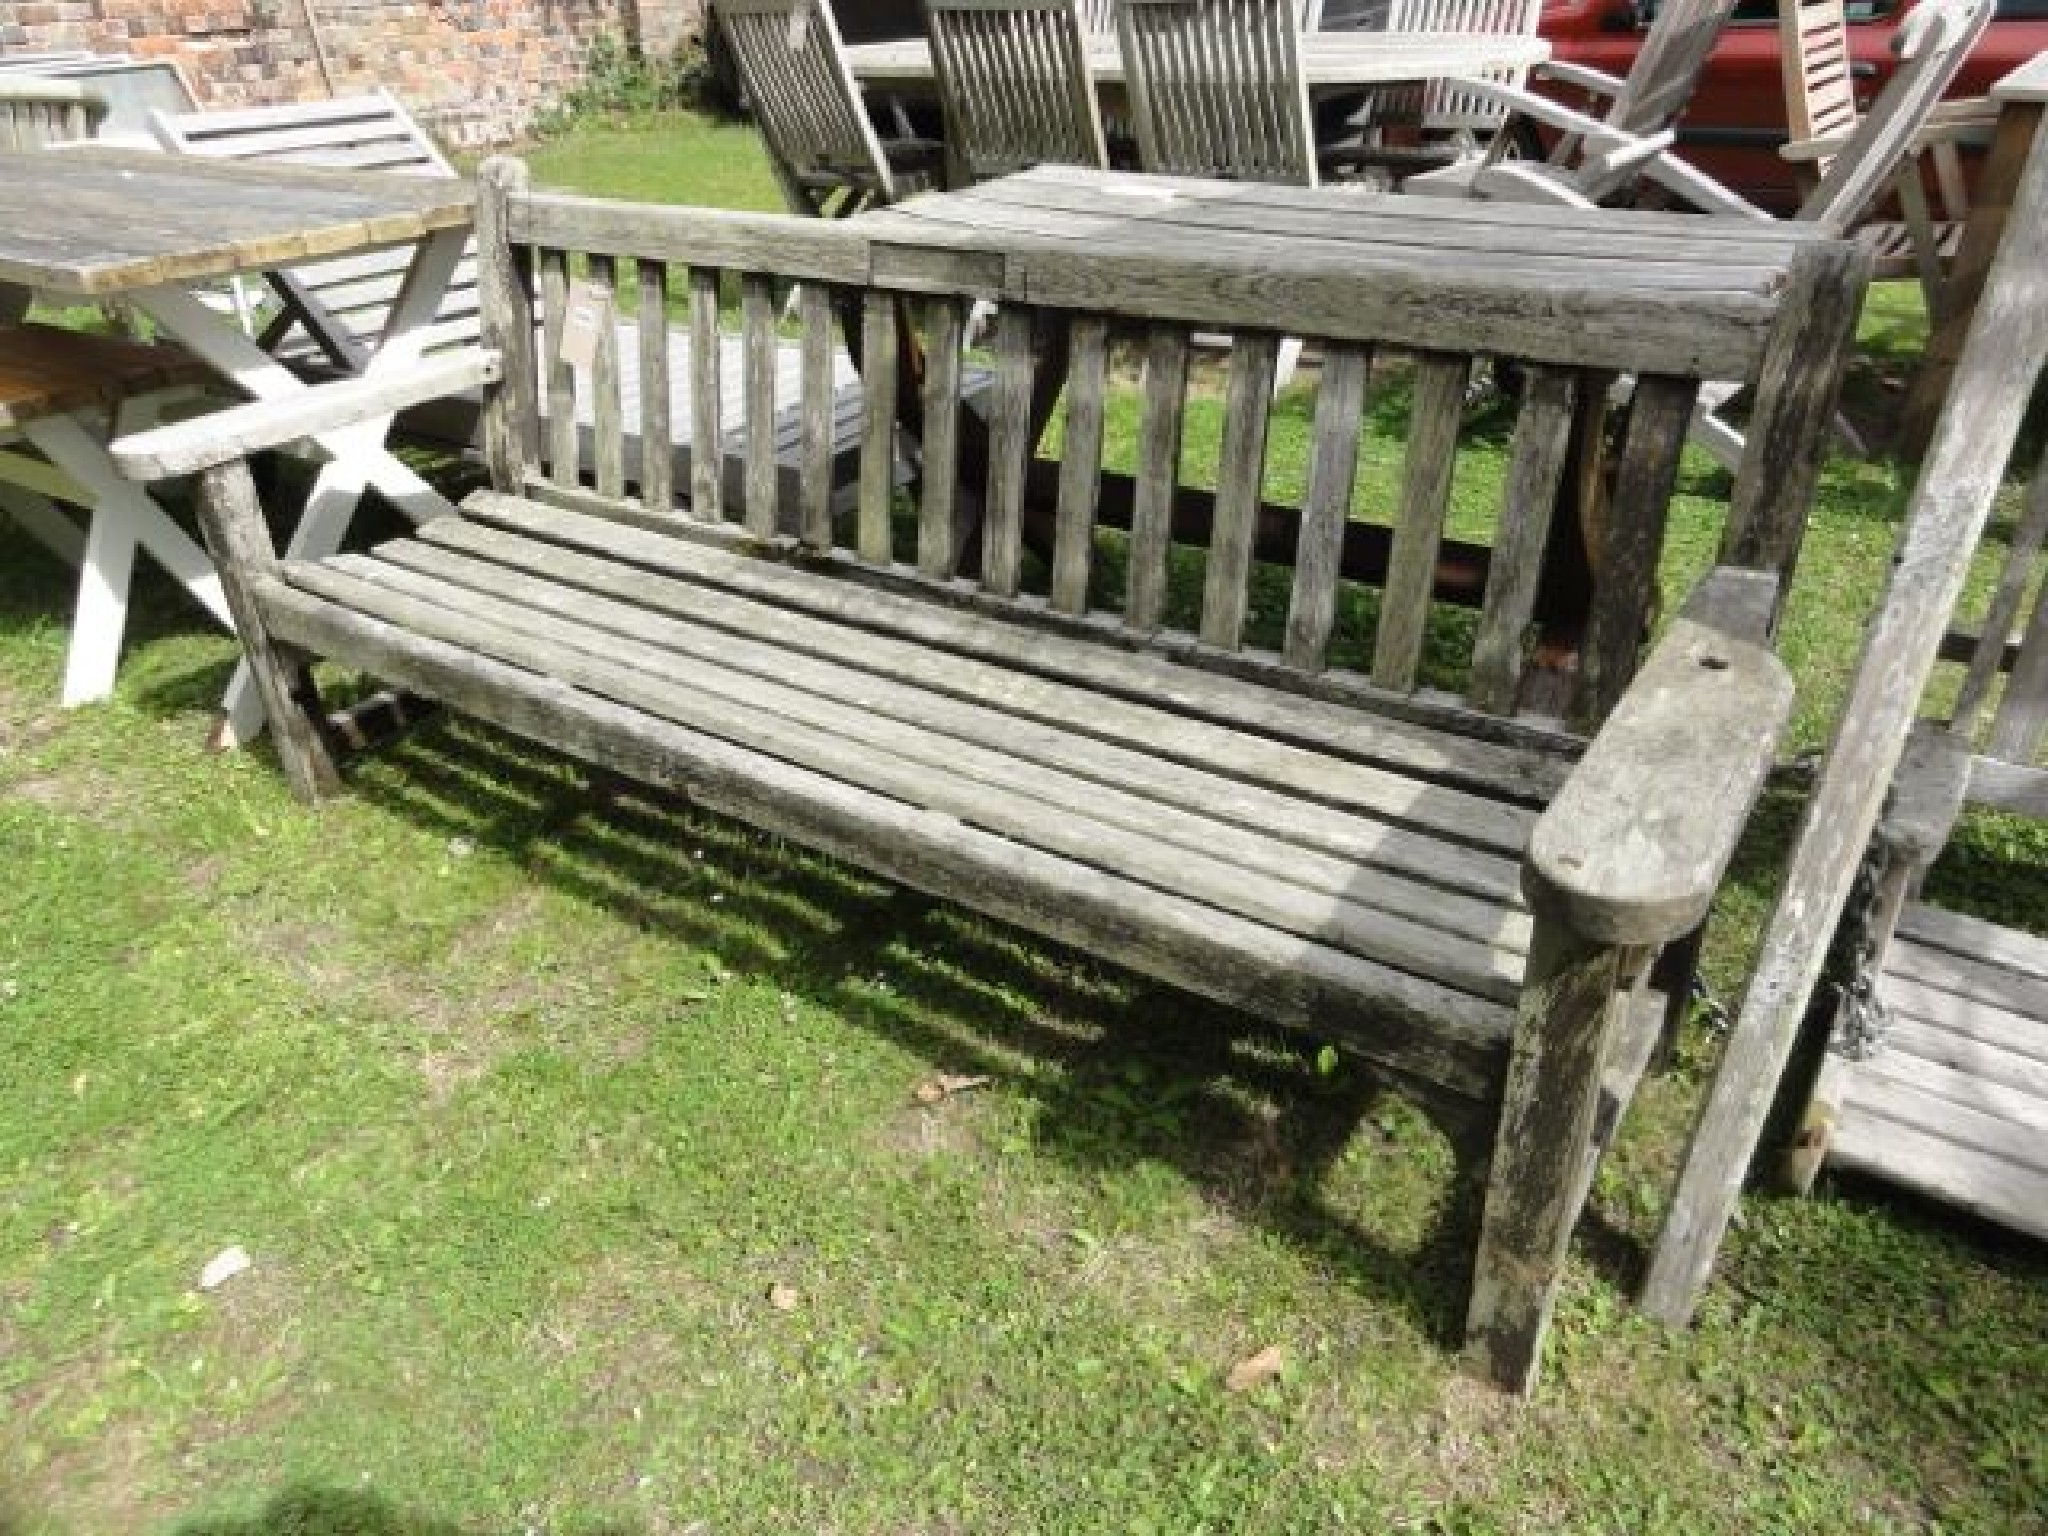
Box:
[110,158,1869,1394]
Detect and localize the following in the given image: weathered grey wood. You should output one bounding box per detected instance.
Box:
[636,258,674,514]
[1897,903,2048,982]
[1526,574,1793,946]
[1465,915,1630,1394]
[467,489,1575,804]
[1051,314,1109,616]
[800,282,838,549]
[741,273,779,538]
[540,247,576,485]
[1955,443,2048,734]
[857,290,898,565]
[109,349,500,480]
[1282,343,1369,673]
[190,461,342,802]
[1373,354,1468,693]
[588,253,627,501]
[513,193,874,285]
[918,296,967,578]
[1877,724,1973,864]
[1469,366,1575,715]
[1200,331,1280,652]
[1643,117,2048,1327]
[1573,374,1698,728]
[1831,1098,2048,1241]
[1988,577,2048,763]
[688,266,723,521]
[1854,1048,2048,1140]
[1720,239,1871,598]
[476,157,536,493]
[982,306,1037,597]
[305,550,1531,999]
[925,0,1109,183]
[1127,325,1191,634]
[1116,0,1317,184]
[403,519,1536,904]
[249,578,1511,1100]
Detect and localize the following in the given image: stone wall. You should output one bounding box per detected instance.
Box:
[0,0,707,147]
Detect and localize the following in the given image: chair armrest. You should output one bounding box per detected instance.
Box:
[1876,722,1972,865]
[1524,569,1792,947]
[1535,59,1629,100]
[1779,133,1847,164]
[1441,77,1620,143]
[1640,149,1774,220]
[110,348,500,481]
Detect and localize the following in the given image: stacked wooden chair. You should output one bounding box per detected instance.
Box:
[1116,0,1320,184]
[713,0,945,216]
[0,74,105,148]
[1346,0,1545,177]
[1403,0,1743,204]
[925,0,1109,183]
[1641,93,2048,1320]
[1775,0,1993,327]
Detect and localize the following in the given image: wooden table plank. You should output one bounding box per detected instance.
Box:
[846,31,1550,91]
[0,147,475,295]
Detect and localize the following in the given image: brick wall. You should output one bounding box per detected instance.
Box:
[0,0,707,146]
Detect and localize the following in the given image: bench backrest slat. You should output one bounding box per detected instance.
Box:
[481,169,1863,738]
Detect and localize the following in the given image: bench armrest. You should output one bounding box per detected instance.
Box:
[1524,569,1792,947]
[110,348,500,481]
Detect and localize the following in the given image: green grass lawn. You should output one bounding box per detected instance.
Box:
[3,109,2044,1535]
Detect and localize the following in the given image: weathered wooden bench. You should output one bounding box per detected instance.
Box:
[111,159,1868,1393]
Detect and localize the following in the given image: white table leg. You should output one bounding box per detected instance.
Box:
[25,414,235,708]
[135,230,469,745]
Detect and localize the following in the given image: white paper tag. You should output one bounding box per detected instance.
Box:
[558,277,612,372]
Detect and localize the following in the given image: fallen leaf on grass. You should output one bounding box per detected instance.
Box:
[767,1283,801,1313]
[912,1073,991,1106]
[1225,1344,1285,1393]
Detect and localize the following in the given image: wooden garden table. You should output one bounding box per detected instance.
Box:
[856,165,1834,692]
[0,147,474,736]
[1898,51,2048,457]
[844,29,1551,103]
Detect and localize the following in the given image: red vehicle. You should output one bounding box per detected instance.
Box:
[1538,0,2048,211]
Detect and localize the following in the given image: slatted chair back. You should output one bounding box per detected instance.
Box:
[1380,0,1543,145]
[1116,0,1317,182]
[926,0,1109,181]
[1795,0,1992,235]
[149,90,473,375]
[0,76,107,149]
[1779,0,1860,185]
[714,0,898,213]
[481,179,1864,734]
[1075,0,1119,30]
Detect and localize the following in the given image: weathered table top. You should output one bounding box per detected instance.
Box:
[856,166,1842,378]
[1992,50,2048,106]
[844,31,1550,90]
[0,147,475,296]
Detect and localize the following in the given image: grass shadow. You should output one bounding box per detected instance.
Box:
[166,1483,639,1536]
[341,712,1491,1351]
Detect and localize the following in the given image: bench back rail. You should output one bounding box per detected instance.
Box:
[479,166,1863,742]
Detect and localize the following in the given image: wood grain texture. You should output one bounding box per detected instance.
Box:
[1373,353,1468,692]
[1052,314,1109,615]
[1282,343,1369,672]
[741,273,779,538]
[637,258,674,513]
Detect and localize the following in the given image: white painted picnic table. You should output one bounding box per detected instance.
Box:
[0,146,473,729]
[844,29,1549,95]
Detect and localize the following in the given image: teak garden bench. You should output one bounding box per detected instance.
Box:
[111,159,1868,1393]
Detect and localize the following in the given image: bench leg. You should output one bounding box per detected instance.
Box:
[1465,913,1627,1395]
[192,460,342,803]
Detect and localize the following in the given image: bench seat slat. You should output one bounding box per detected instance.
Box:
[357,531,1531,911]
[457,492,1572,816]
[313,546,1535,998]
[255,568,1514,1099]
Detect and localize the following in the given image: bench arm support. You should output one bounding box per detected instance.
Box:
[1466,566,1789,1395]
[1526,567,1792,948]
[110,348,500,481]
